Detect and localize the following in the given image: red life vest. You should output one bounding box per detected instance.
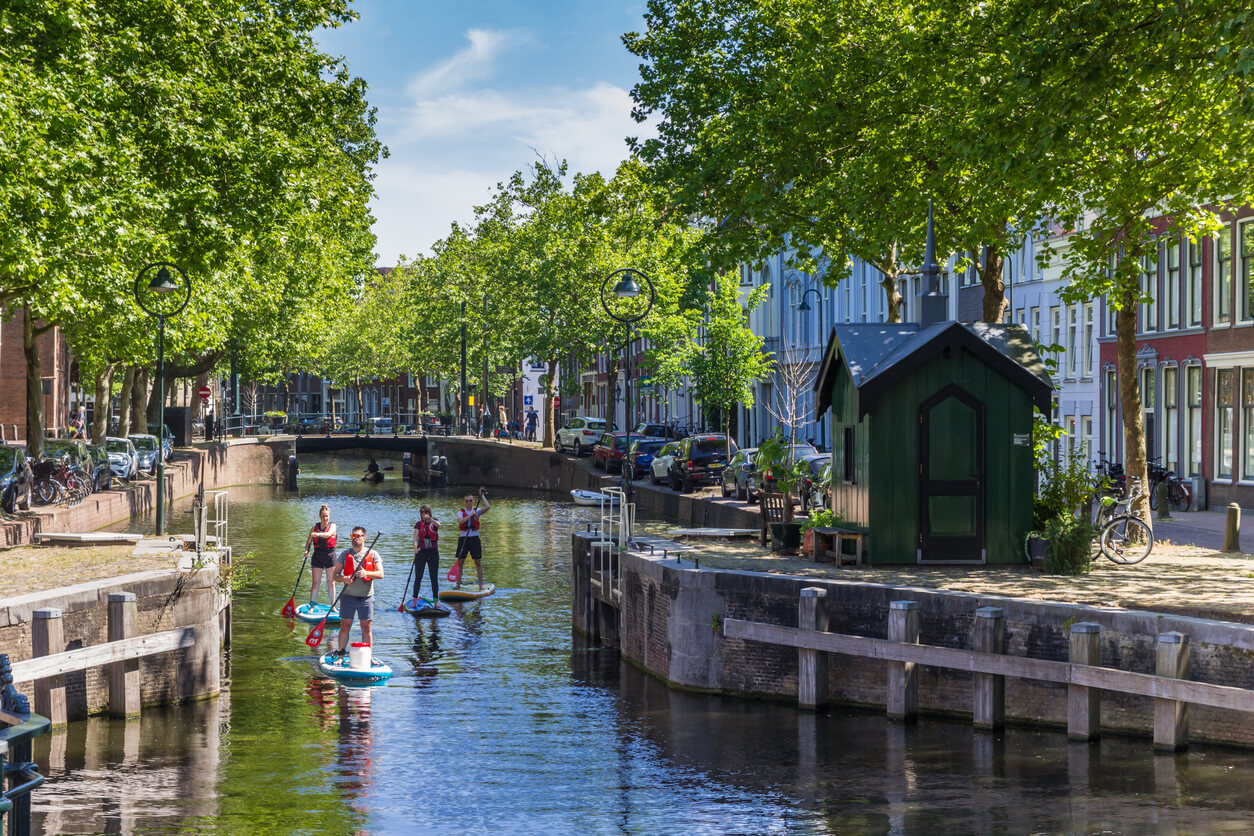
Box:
[315,521,336,549]
[342,548,378,576]
[458,509,480,533]
[415,520,438,548]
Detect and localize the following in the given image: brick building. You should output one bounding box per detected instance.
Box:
[0,308,72,442]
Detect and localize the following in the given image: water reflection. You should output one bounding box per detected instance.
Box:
[23,457,1254,834]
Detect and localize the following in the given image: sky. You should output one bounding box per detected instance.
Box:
[316,1,652,267]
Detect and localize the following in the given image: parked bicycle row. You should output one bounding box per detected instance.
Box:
[554,415,831,511]
[0,431,172,514]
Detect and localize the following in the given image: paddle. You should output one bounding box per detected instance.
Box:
[398,550,417,612]
[305,531,380,648]
[281,552,310,618]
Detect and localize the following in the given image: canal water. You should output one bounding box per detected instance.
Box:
[26,455,1254,834]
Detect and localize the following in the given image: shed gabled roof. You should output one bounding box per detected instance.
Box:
[814,321,1053,418]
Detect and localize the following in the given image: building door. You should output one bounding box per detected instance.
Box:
[918,385,986,563]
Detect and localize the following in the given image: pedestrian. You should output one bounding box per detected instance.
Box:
[303,504,338,607]
[331,526,384,660]
[412,504,440,601]
[525,407,538,442]
[453,488,490,590]
[497,404,509,443]
[479,408,490,438]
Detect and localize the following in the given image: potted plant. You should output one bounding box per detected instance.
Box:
[263,410,286,430]
[755,432,808,553]
[800,507,841,557]
[1026,419,1098,572]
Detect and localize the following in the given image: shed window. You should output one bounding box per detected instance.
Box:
[843,426,855,483]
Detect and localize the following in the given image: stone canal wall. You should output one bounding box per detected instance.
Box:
[573,532,1254,748]
[0,438,292,547]
[0,557,224,718]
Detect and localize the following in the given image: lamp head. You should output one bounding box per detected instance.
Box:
[798,297,811,312]
[149,266,179,294]
[613,271,641,299]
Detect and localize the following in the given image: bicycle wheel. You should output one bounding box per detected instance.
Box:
[1168,481,1191,512]
[34,478,61,505]
[1100,515,1154,565]
[1148,481,1159,510]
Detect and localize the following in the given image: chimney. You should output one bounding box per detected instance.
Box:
[917,200,947,326]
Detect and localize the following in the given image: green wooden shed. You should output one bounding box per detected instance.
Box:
[814,321,1052,564]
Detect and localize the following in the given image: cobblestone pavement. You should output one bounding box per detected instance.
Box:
[0,545,177,598]
[637,520,1254,624]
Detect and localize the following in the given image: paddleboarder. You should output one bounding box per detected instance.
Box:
[303,504,338,607]
[453,488,490,591]
[412,505,441,601]
[330,526,385,660]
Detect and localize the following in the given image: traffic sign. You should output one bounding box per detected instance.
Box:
[524,395,533,405]
[197,385,212,399]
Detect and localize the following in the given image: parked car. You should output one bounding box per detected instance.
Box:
[669,434,739,493]
[554,416,611,457]
[631,421,674,440]
[720,447,758,500]
[85,444,113,491]
[370,416,393,435]
[649,441,680,484]
[129,434,161,475]
[750,443,819,502]
[147,423,174,461]
[628,438,670,479]
[0,446,32,513]
[592,433,657,472]
[106,436,140,480]
[42,438,89,468]
[798,453,833,512]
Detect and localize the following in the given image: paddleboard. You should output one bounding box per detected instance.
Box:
[438,583,496,602]
[316,651,393,683]
[403,597,452,617]
[294,602,341,624]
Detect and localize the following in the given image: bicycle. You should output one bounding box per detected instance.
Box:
[1093,477,1154,565]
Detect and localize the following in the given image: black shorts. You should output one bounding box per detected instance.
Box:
[457,536,482,561]
[311,548,336,569]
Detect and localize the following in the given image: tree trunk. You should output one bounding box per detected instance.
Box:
[22,305,45,459]
[543,358,559,449]
[1115,288,1151,528]
[131,367,149,434]
[876,244,904,323]
[977,243,1008,324]
[118,366,136,437]
[92,363,116,445]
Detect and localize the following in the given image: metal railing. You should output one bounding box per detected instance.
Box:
[0,654,50,836]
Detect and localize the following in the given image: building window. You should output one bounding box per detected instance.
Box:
[1163,366,1178,474]
[1083,303,1094,377]
[1186,239,1203,327]
[1030,306,1041,345]
[1186,365,1202,477]
[1105,369,1120,462]
[1017,308,1026,328]
[1164,237,1180,329]
[1082,415,1093,462]
[1217,226,1232,325]
[1139,253,1157,332]
[1105,295,1116,337]
[1242,221,1254,323]
[1141,367,1155,460]
[1218,368,1234,478]
[1244,370,1254,480]
[1050,306,1062,363]
[1067,304,1078,378]
[1065,415,1077,459]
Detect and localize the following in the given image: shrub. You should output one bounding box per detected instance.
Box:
[1043,512,1093,575]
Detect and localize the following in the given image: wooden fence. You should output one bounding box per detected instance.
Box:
[724,587,1254,751]
[9,593,196,724]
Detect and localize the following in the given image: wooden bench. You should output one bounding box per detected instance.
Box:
[811,525,868,566]
[759,492,787,547]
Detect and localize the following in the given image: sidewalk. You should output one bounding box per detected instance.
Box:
[1153,508,1248,553]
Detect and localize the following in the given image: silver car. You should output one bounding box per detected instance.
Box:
[720,447,758,500]
[554,416,610,457]
[649,441,680,484]
[106,437,139,480]
[128,433,160,475]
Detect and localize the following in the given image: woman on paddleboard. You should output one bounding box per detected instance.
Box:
[303,504,337,607]
[453,488,490,591]
[412,505,440,601]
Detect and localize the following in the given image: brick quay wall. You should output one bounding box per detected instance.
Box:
[573,533,1254,749]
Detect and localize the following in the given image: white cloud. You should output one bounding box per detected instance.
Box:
[405,29,525,98]
[370,160,500,266]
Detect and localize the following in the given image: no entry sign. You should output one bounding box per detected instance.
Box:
[197,385,213,399]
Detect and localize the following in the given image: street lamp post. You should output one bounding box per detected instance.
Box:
[600,268,655,504]
[133,262,191,536]
[460,299,468,436]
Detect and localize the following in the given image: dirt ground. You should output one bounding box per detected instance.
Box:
[0,545,179,599]
[639,521,1254,625]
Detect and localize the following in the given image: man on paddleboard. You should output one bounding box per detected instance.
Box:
[330,526,385,659]
[453,488,490,590]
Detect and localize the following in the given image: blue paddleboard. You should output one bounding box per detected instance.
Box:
[316,652,393,683]
[403,597,452,617]
[295,602,341,624]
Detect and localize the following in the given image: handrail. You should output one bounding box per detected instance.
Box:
[9,626,196,683]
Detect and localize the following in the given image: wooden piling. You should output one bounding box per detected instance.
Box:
[108,592,141,718]
[798,588,828,710]
[973,607,1005,730]
[32,607,66,726]
[886,600,919,721]
[1154,632,1190,751]
[1223,503,1241,553]
[1067,622,1101,742]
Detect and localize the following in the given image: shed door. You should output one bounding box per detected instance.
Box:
[918,385,985,563]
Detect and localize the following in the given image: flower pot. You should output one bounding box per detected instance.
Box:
[802,528,815,557]
[770,521,803,555]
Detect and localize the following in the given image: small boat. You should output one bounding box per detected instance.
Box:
[403,597,452,618]
[294,602,340,624]
[362,471,383,483]
[570,489,619,506]
[438,583,496,602]
[316,651,393,683]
